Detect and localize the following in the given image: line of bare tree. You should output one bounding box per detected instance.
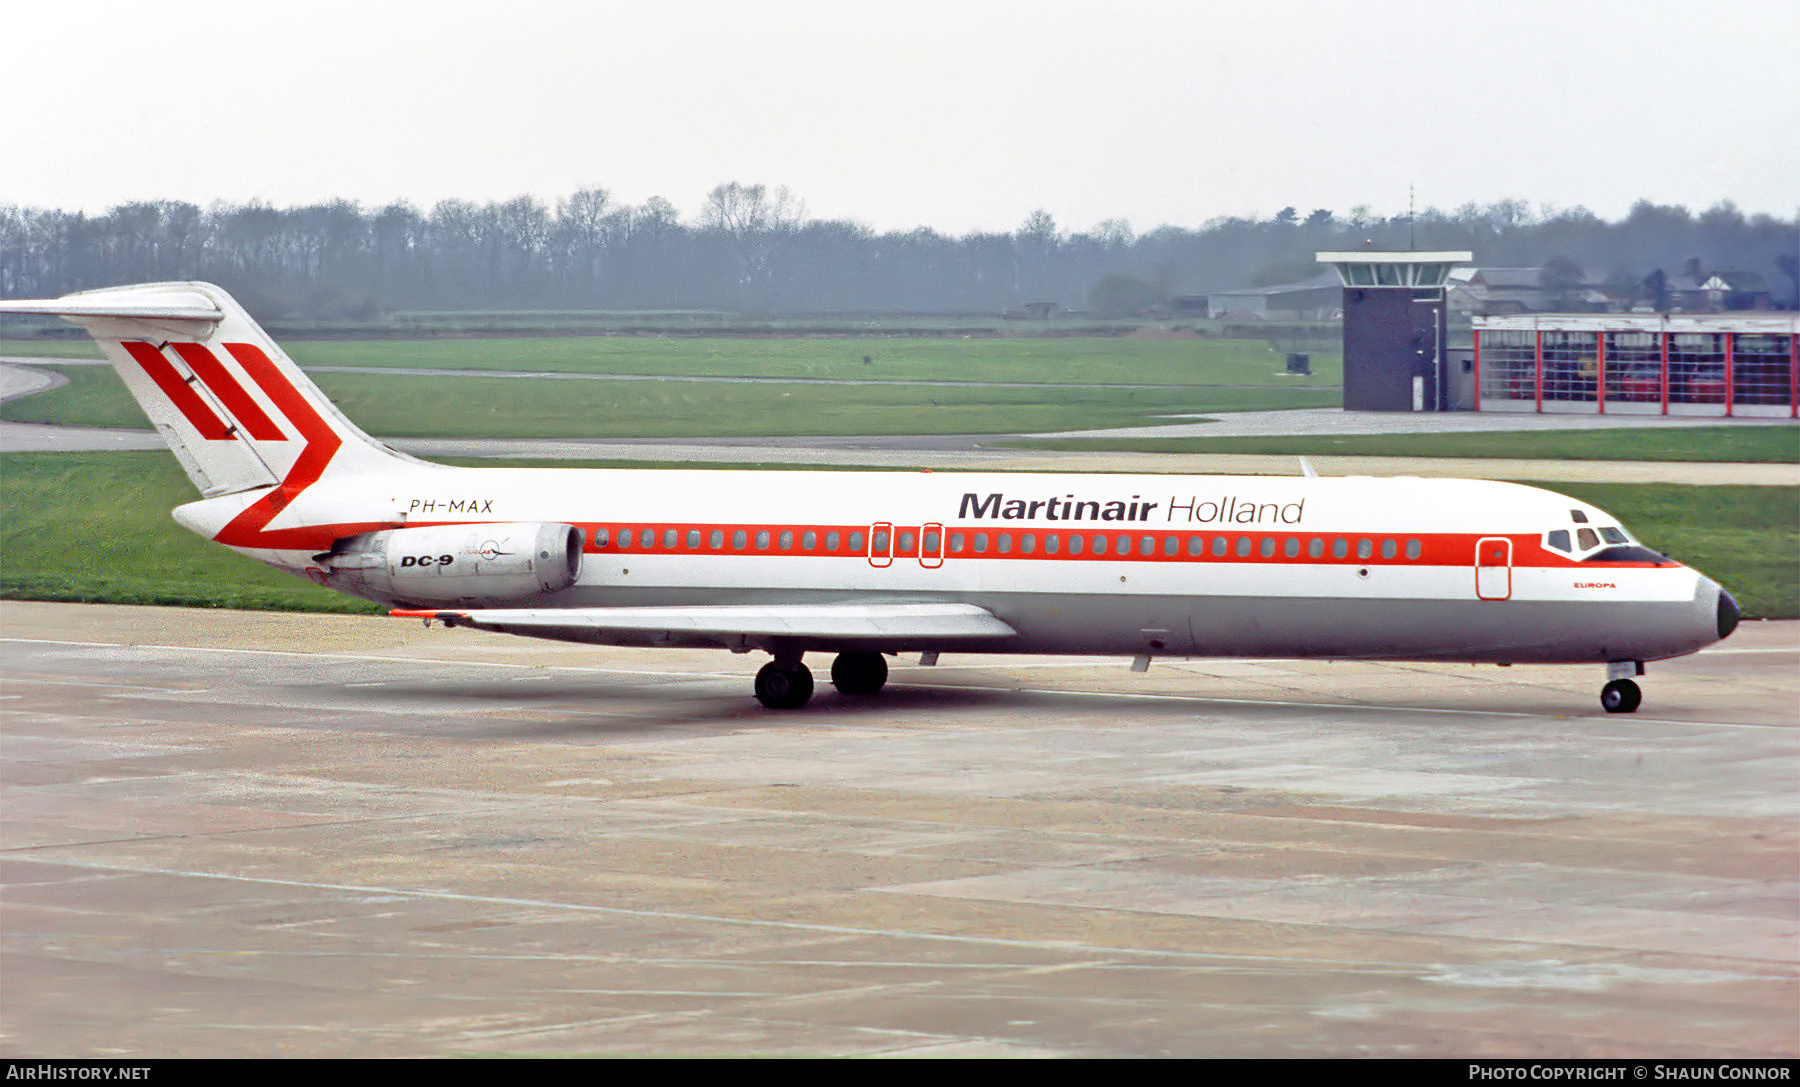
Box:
[2,185,1794,318]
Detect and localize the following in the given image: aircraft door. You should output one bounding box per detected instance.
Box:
[867,522,893,568]
[1475,537,1513,601]
[920,523,944,569]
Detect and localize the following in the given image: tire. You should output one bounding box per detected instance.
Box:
[830,651,888,696]
[1600,679,1642,714]
[755,661,814,709]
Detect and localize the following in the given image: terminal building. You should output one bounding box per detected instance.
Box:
[1315,249,1797,417]
[1473,313,1798,418]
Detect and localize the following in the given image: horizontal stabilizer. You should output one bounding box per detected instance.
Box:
[1,281,409,505]
[0,287,224,324]
[391,601,1018,650]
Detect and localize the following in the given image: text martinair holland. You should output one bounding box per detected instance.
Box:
[957,492,1304,525]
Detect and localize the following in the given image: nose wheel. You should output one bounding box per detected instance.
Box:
[1601,661,1646,714]
[1600,678,1642,714]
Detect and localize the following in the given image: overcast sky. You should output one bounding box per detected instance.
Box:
[10,0,1797,234]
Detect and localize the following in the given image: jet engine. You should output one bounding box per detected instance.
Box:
[319,522,583,605]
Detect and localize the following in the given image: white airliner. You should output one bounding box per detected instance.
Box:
[2,282,1739,713]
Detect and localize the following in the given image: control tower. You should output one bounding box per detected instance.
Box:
[1317,250,1471,410]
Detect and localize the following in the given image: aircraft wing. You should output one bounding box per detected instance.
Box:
[390,601,1017,650]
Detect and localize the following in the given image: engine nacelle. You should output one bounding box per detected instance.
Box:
[323,522,583,605]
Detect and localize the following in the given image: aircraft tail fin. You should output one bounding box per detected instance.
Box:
[0,281,407,497]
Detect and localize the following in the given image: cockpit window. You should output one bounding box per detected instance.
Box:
[1570,510,1589,524]
[1547,522,1660,562]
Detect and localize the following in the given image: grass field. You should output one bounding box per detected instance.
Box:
[0,452,379,613]
[1010,427,1800,463]
[9,337,1794,462]
[0,335,1342,385]
[0,360,1341,439]
[2,451,1794,619]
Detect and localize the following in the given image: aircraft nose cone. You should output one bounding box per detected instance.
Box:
[1717,586,1740,640]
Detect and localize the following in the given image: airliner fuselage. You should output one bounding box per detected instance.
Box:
[1,281,1740,713]
[175,464,1733,668]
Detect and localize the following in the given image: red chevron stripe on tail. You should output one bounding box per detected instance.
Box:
[121,340,235,441]
[170,342,288,441]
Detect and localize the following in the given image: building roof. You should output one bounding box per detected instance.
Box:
[1470,267,1545,289]
[1474,313,1798,334]
[1210,273,1339,299]
[1714,270,1769,291]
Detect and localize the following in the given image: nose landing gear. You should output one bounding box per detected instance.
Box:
[1600,679,1642,714]
[1600,661,1646,714]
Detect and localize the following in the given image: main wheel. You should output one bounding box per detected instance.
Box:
[830,651,888,696]
[754,661,814,709]
[1600,678,1642,714]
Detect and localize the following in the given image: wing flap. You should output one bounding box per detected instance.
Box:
[391,601,1017,648]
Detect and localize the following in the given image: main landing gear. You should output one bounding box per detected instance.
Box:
[1600,662,1645,714]
[753,658,813,709]
[753,651,890,709]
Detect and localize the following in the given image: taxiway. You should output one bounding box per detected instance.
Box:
[2,601,1794,1057]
